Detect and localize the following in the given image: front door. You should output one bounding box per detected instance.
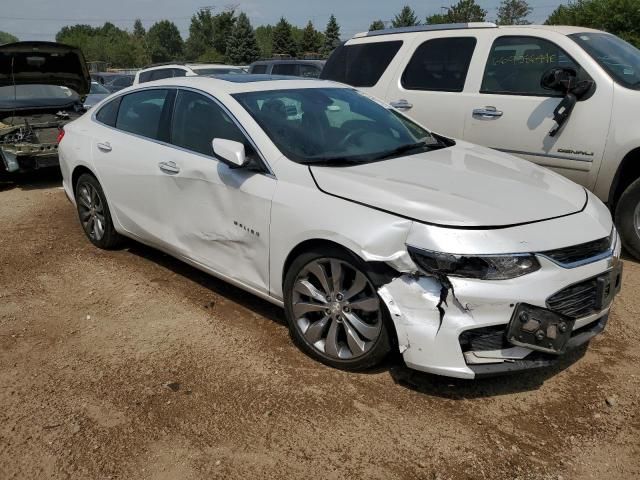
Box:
[462,35,613,187]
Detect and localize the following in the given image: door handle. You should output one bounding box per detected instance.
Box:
[472,106,503,118]
[97,142,112,152]
[390,99,413,110]
[158,161,180,175]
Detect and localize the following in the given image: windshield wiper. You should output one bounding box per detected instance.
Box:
[370,141,429,161]
[298,156,365,166]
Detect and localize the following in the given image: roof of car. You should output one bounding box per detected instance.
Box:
[138,63,242,72]
[250,59,326,66]
[124,75,342,95]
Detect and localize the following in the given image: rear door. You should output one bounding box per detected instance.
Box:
[157,89,276,293]
[462,33,613,187]
[91,88,175,245]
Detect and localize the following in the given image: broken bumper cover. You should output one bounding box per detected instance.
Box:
[1,144,60,172]
[377,237,622,379]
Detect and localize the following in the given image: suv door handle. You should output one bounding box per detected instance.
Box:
[158,161,180,175]
[97,142,112,152]
[390,99,413,110]
[472,106,503,118]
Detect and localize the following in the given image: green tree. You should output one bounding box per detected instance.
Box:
[497,0,532,24]
[546,0,640,47]
[425,13,449,24]
[369,20,386,31]
[322,14,341,57]
[226,12,260,64]
[0,31,19,44]
[184,8,215,61]
[133,19,146,38]
[446,0,487,22]
[300,21,322,54]
[255,25,273,58]
[146,20,183,63]
[392,6,420,27]
[213,9,237,55]
[272,17,297,57]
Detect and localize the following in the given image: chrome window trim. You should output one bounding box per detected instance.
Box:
[91,84,276,178]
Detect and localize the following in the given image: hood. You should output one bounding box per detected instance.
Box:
[0,41,90,96]
[310,142,587,228]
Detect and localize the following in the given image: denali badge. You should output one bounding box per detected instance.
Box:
[558,148,595,156]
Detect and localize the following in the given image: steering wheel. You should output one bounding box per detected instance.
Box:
[337,128,369,150]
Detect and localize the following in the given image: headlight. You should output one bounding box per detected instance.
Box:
[407,246,540,280]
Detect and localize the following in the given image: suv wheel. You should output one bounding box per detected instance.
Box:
[284,247,391,371]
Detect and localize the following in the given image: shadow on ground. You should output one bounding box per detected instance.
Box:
[0,168,62,192]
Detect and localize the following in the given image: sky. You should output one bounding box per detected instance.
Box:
[0,0,568,42]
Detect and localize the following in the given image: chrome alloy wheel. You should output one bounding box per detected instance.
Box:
[77,182,106,241]
[291,258,383,360]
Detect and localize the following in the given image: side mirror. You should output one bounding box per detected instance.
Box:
[212,139,247,168]
[541,67,578,93]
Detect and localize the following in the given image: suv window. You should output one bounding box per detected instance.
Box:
[138,71,153,83]
[116,89,170,140]
[171,90,254,158]
[321,41,403,87]
[95,97,121,127]
[251,64,268,74]
[402,37,476,92]
[299,64,321,78]
[481,36,583,96]
[149,69,174,81]
[272,64,298,76]
[172,68,187,77]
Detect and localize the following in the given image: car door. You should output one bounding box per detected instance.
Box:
[157,88,276,293]
[91,88,175,245]
[383,35,478,138]
[462,34,614,187]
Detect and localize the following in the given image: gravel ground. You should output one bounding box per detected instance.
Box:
[1,170,639,480]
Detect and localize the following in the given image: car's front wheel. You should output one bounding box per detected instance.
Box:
[284,248,391,371]
[75,173,122,249]
[616,177,640,259]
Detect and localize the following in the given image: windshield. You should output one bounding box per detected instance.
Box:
[0,84,79,110]
[90,82,110,94]
[569,32,640,90]
[193,67,245,75]
[232,88,442,165]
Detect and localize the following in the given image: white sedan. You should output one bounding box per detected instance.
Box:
[58,75,622,379]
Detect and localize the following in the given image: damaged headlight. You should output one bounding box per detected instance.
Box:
[407,246,540,280]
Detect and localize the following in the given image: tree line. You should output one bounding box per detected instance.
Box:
[0,0,637,67]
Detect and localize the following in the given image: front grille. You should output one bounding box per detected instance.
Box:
[540,232,612,266]
[546,277,599,318]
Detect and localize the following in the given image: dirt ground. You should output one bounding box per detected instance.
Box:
[0,170,638,480]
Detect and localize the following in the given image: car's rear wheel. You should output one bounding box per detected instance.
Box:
[75,173,122,249]
[615,177,640,259]
[284,247,391,371]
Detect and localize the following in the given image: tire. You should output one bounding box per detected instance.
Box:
[283,246,392,371]
[615,177,640,259]
[74,173,123,249]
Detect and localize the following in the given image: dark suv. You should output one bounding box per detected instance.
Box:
[248,60,325,78]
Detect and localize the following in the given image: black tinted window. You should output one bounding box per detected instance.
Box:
[251,65,268,74]
[149,69,173,81]
[299,64,321,78]
[272,64,298,76]
[116,89,170,140]
[172,68,187,77]
[171,90,250,157]
[402,37,476,92]
[320,41,403,87]
[138,71,153,83]
[482,36,583,96]
[95,97,121,127]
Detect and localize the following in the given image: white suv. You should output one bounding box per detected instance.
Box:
[133,63,245,84]
[322,23,640,258]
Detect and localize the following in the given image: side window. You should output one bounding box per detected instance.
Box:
[320,41,403,87]
[95,97,121,127]
[481,36,584,96]
[115,89,170,140]
[299,64,321,78]
[150,69,173,81]
[251,64,267,74]
[272,63,298,76]
[170,90,254,158]
[172,68,187,77]
[402,37,477,92]
[138,71,153,83]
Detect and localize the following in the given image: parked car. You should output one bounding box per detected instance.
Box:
[248,59,325,77]
[104,74,134,93]
[83,81,111,110]
[0,41,89,173]
[133,63,245,84]
[91,72,121,85]
[58,75,621,379]
[321,23,640,258]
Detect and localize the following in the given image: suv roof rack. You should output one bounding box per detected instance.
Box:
[141,61,225,69]
[353,22,497,39]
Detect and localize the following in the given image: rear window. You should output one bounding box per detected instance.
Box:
[402,37,477,92]
[320,41,403,87]
[272,64,298,76]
